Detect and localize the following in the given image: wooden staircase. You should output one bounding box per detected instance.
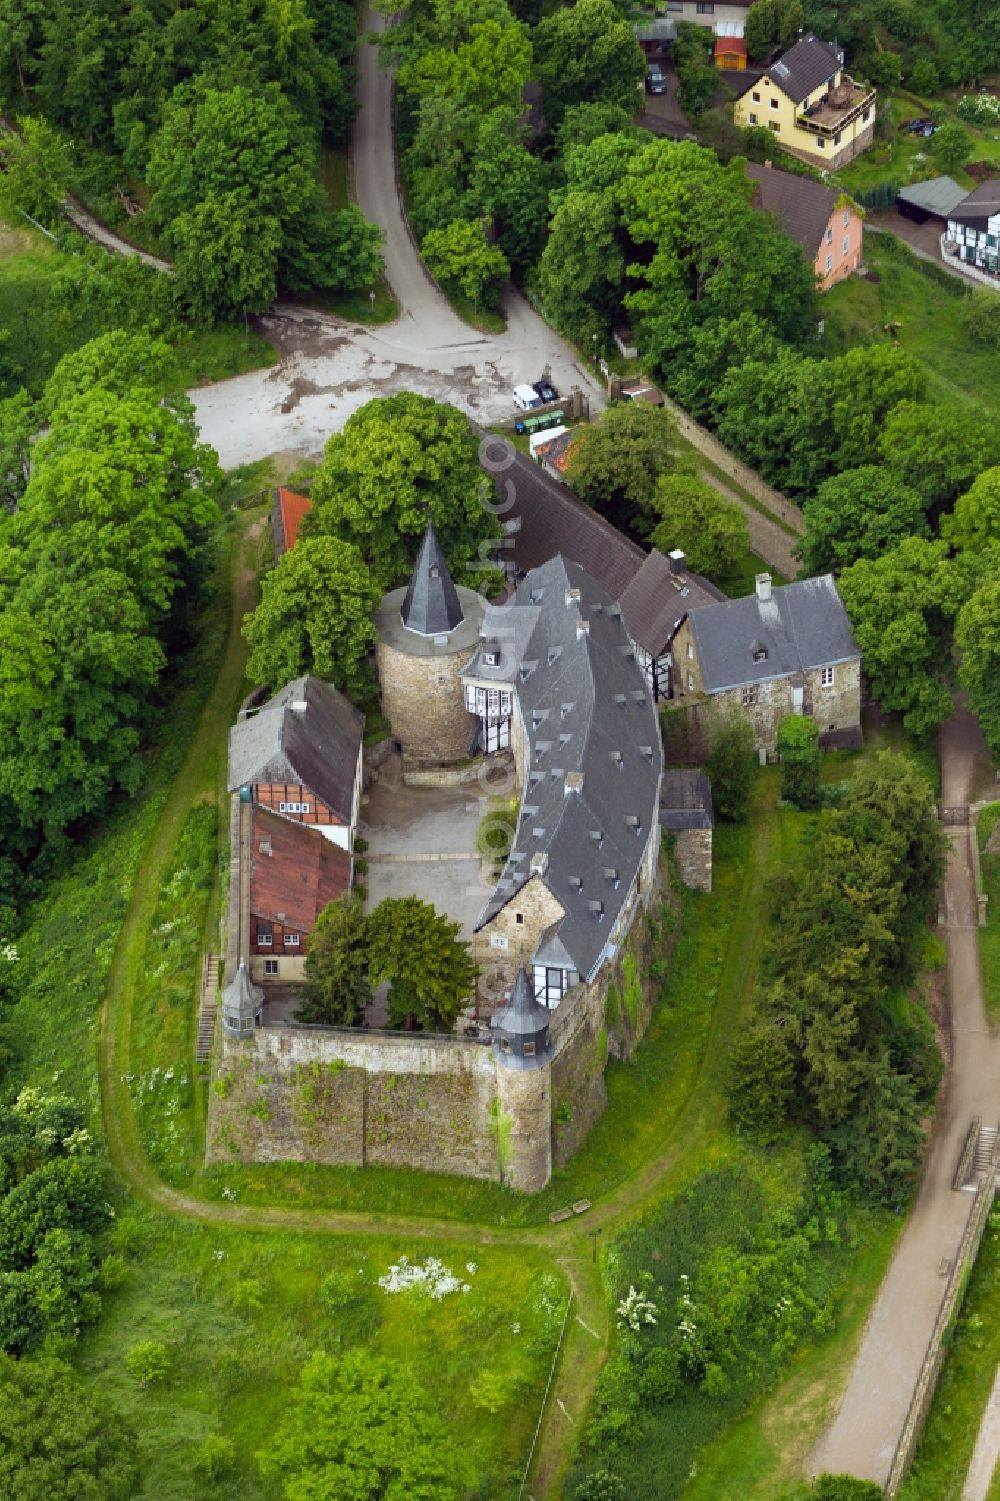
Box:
[196,953,219,1062]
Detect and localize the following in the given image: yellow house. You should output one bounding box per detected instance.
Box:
[734,34,875,171]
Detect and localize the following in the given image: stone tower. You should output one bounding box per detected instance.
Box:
[375,522,485,763]
[492,964,553,1192]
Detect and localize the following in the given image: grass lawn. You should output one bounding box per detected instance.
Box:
[715,546,788,598]
[834,92,1000,197]
[977,802,1000,1023]
[821,237,1000,422]
[75,1206,565,1501]
[897,1208,1000,1500]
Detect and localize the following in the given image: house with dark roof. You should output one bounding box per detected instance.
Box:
[670,571,862,753]
[462,556,663,1010]
[228,675,364,852]
[746,161,863,290]
[734,35,875,170]
[248,806,352,983]
[945,180,1000,281]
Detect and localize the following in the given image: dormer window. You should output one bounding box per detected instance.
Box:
[587,900,605,921]
[602,867,620,888]
[589,829,604,848]
[613,693,627,708]
[753,648,767,664]
[560,702,574,718]
[530,589,544,604]
[547,646,562,666]
[625,815,641,835]
[639,745,654,761]
[569,875,583,890]
[429,563,439,578]
[533,826,545,839]
[631,691,647,707]
[611,750,624,770]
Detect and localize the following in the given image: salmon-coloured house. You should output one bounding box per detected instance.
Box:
[745,160,863,291]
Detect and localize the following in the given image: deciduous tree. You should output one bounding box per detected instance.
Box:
[943,466,1000,553]
[799,466,929,574]
[534,0,646,126]
[421,218,509,308]
[707,719,755,822]
[650,473,750,582]
[564,401,683,537]
[956,581,1000,760]
[0,1356,138,1500]
[777,713,821,809]
[296,895,371,1026]
[878,400,1000,515]
[366,897,477,1030]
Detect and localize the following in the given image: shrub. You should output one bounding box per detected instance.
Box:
[777,713,821,810]
[125,1339,170,1383]
[707,719,755,823]
[195,1433,236,1480]
[99,1253,129,1291]
[229,1278,264,1312]
[956,93,1000,125]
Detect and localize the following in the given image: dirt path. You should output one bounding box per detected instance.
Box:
[63,196,172,272]
[701,469,802,579]
[809,703,1000,1488]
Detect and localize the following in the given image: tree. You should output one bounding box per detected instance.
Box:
[0,392,34,513]
[673,22,717,120]
[728,1023,795,1141]
[799,466,929,574]
[828,1051,926,1204]
[707,719,755,822]
[649,473,750,583]
[564,401,683,537]
[534,0,646,126]
[466,111,548,272]
[0,1356,138,1500]
[243,535,380,696]
[296,896,370,1025]
[945,467,1000,554]
[421,219,509,309]
[400,16,532,116]
[777,714,821,809]
[535,190,624,348]
[744,0,804,58]
[260,1349,461,1501]
[366,897,477,1030]
[125,1341,170,1383]
[41,330,178,415]
[827,344,925,472]
[713,347,832,494]
[957,581,1000,760]
[878,400,1000,515]
[306,394,499,591]
[838,538,966,736]
[0,116,73,228]
[931,120,972,174]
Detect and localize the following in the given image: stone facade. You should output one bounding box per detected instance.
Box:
[495,1062,552,1191]
[374,584,485,764]
[474,875,567,1012]
[672,827,713,892]
[670,616,861,755]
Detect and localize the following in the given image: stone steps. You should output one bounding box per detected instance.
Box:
[196,953,219,1063]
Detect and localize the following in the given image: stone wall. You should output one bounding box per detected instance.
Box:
[496,1063,552,1191]
[673,827,713,891]
[376,637,479,763]
[474,874,566,1009]
[549,972,607,1169]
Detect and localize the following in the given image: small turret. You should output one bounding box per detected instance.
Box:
[400,521,464,637]
[222,959,264,1039]
[492,963,551,1069]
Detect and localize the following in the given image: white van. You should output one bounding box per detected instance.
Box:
[513,384,542,411]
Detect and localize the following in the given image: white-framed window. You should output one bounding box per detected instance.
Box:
[490,934,508,950]
[257,931,273,947]
[687,642,693,659]
[687,672,694,691]
[741,686,758,707]
[817,137,826,149]
[696,1,714,11]
[821,666,835,687]
[769,121,780,133]
[278,801,312,814]
[826,227,833,244]
[834,131,842,146]
[770,97,779,110]
[825,254,833,272]
[752,91,761,102]
[285,933,300,947]
[748,111,758,125]
[264,959,279,976]
[843,236,850,255]
[843,209,850,227]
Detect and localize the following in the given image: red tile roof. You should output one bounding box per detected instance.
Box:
[249,805,350,934]
[715,36,746,56]
[273,488,313,556]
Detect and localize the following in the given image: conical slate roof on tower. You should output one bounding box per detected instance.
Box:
[400,521,465,637]
[498,964,551,1036]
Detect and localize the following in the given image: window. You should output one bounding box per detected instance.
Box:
[821,666,835,687]
[817,137,826,149]
[843,209,850,227]
[825,253,833,272]
[843,237,850,255]
[748,112,758,125]
[752,91,761,102]
[515,912,524,925]
[264,959,279,976]
[696,1,714,11]
[523,1041,536,1058]
[862,107,871,122]
[834,131,842,146]
[741,686,758,707]
[490,934,508,949]
[285,933,300,947]
[769,121,780,133]
[770,97,779,110]
[687,672,694,691]
[687,642,693,659]
[257,925,273,947]
[278,801,311,814]
[826,227,833,244]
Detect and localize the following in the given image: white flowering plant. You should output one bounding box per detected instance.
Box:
[377,1255,473,1299]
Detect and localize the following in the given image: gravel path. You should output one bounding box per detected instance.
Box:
[809,703,1000,1488]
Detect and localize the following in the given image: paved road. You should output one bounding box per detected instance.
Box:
[190,6,605,468]
[810,703,1000,1488]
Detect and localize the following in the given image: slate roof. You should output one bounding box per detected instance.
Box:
[401,521,465,637]
[759,35,842,104]
[479,438,722,656]
[660,769,714,831]
[467,557,663,982]
[745,162,839,257]
[493,965,551,1037]
[951,180,1000,229]
[898,176,968,218]
[222,960,264,1025]
[688,575,859,694]
[249,805,352,933]
[272,487,312,558]
[228,676,364,821]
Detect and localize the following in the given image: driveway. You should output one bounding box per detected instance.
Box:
[189,6,605,469]
[809,702,1000,1487]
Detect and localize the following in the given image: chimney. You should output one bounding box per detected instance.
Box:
[669,548,686,574]
[755,573,772,603]
[565,771,584,794]
[290,699,308,715]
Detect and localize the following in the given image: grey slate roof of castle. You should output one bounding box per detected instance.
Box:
[493,965,551,1036]
[227,675,364,820]
[688,575,859,694]
[761,34,843,103]
[400,521,465,637]
[466,556,663,982]
[660,770,714,832]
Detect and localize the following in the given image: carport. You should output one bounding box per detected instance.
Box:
[896,176,968,225]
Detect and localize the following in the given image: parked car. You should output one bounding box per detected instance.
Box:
[513,384,543,412]
[533,379,560,404]
[646,62,667,95]
[905,117,937,136]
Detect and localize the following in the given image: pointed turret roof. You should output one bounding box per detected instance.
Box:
[222,959,264,1027]
[400,522,464,637]
[495,963,550,1037]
